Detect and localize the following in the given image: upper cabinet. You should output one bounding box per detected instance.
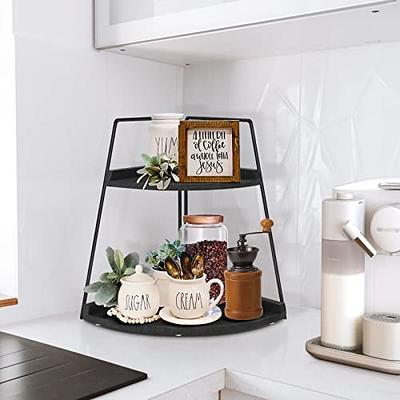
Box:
[95,0,400,65]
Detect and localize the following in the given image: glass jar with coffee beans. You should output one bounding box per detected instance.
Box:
[180,215,228,303]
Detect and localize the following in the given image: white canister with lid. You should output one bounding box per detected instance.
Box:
[363,313,400,360]
[118,265,160,319]
[149,113,184,162]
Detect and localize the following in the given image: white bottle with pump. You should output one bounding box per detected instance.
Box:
[321,191,376,350]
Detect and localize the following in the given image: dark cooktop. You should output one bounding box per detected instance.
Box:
[0,331,147,400]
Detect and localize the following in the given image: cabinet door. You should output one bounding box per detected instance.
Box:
[221,389,266,400]
[95,0,392,48]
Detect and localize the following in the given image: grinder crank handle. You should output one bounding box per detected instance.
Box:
[237,219,274,249]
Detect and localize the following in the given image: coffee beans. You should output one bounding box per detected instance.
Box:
[185,240,227,303]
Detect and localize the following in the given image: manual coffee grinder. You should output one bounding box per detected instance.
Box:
[224,219,273,320]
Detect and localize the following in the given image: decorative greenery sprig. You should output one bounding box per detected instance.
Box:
[146,239,185,271]
[84,247,139,307]
[136,153,179,190]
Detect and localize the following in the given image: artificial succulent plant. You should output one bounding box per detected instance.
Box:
[84,247,139,307]
[146,239,185,271]
[136,153,179,190]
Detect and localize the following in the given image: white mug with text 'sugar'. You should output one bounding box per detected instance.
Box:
[168,275,224,319]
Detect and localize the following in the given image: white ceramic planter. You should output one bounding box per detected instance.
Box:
[118,265,160,319]
[152,269,169,307]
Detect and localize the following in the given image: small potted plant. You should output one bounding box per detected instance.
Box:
[146,239,184,306]
[136,153,179,190]
[84,247,140,307]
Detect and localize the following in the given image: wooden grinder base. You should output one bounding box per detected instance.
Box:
[224,269,263,320]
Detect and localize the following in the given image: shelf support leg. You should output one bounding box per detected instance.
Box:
[184,191,188,215]
[80,119,119,319]
[247,119,285,306]
[178,191,183,230]
[185,116,285,308]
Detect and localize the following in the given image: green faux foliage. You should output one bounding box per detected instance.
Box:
[136,153,179,190]
[84,247,139,307]
[146,239,185,271]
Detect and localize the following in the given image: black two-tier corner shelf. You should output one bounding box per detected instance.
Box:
[80,116,287,337]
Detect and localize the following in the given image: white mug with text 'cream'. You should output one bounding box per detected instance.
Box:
[168,275,224,319]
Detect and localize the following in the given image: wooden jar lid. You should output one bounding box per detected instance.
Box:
[183,214,224,224]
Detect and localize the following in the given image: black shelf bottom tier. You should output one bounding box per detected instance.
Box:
[106,167,261,191]
[81,298,286,337]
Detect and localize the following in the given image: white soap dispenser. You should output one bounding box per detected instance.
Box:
[321,191,376,350]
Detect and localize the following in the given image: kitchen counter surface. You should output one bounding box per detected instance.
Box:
[1,306,398,400]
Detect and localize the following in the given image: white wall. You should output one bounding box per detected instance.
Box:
[1,0,183,323]
[0,0,18,298]
[183,42,400,310]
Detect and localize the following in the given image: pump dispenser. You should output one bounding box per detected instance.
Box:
[224,219,273,321]
[321,191,376,350]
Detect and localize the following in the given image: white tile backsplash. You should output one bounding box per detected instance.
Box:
[184,42,400,310]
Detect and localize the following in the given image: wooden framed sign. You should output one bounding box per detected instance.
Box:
[179,120,240,183]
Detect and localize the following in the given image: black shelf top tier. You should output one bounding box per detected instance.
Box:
[107,167,261,191]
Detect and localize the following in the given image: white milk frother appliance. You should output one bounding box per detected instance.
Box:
[307,178,400,374]
[321,191,376,350]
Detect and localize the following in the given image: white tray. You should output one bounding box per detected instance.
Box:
[306,337,400,375]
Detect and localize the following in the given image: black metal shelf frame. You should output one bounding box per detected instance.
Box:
[80,115,286,335]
